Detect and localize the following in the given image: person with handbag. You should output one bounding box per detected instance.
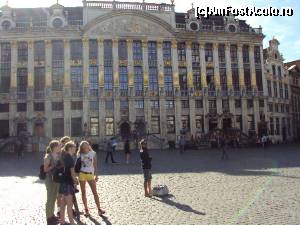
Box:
[78,141,106,217]
[58,141,78,225]
[43,140,61,225]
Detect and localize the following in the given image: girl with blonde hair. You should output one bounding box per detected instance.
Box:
[78,141,105,217]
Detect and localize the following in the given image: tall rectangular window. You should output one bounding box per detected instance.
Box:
[232,68,239,91]
[149,67,158,92]
[134,66,143,93]
[133,41,142,61]
[0,120,9,138]
[89,66,98,96]
[167,116,175,133]
[89,39,98,60]
[244,68,251,91]
[206,68,215,91]
[273,81,278,98]
[52,40,64,91]
[272,65,276,76]
[0,104,9,112]
[119,66,128,91]
[196,115,204,132]
[279,83,283,98]
[164,67,173,92]
[18,42,28,62]
[52,118,64,137]
[284,84,289,99]
[230,45,238,62]
[220,68,227,91]
[277,66,282,78]
[90,117,99,136]
[181,115,190,130]
[148,41,157,61]
[34,41,45,61]
[205,43,213,62]
[177,42,186,61]
[70,40,82,60]
[104,67,113,91]
[52,40,64,61]
[0,42,11,93]
[218,44,225,63]
[17,68,27,94]
[179,67,187,90]
[254,46,261,63]
[163,41,172,61]
[71,66,83,97]
[256,69,263,92]
[104,40,113,65]
[71,117,82,137]
[242,45,249,63]
[34,67,45,98]
[191,42,200,67]
[118,40,128,60]
[151,116,160,134]
[193,67,201,90]
[248,115,255,131]
[105,117,114,136]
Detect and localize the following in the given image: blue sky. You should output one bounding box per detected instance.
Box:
[1,0,299,62]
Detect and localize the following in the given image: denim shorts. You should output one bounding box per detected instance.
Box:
[143,169,152,181]
[59,183,74,196]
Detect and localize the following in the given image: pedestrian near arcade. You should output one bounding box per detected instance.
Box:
[124,139,131,164]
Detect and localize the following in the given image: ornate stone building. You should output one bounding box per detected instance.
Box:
[285,60,300,141]
[0,1,280,149]
[263,39,292,142]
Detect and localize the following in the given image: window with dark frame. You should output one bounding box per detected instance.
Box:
[52,102,64,111]
[205,43,213,62]
[133,41,143,61]
[163,41,172,61]
[164,67,173,92]
[134,66,143,92]
[167,116,175,134]
[89,39,98,60]
[18,42,28,62]
[34,102,45,111]
[34,41,45,61]
[70,40,82,60]
[177,42,186,61]
[71,101,83,110]
[118,40,128,60]
[71,117,82,137]
[17,103,27,112]
[119,66,128,91]
[0,103,9,112]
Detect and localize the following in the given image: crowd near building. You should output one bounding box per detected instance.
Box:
[0,0,298,150]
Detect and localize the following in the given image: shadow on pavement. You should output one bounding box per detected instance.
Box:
[1,144,300,178]
[85,215,112,225]
[151,194,206,215]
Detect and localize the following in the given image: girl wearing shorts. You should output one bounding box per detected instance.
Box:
[59,141,78,225]
[78,141,105,217]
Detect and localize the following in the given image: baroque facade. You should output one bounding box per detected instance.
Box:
[263,39,292,142]
[0,1,292,149]
[285,60,300,141]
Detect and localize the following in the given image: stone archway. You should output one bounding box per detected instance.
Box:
[120,121,131,140]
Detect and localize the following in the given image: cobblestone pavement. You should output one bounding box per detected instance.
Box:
[0,145,300,225]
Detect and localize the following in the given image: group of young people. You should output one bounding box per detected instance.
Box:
[43,137,152,225]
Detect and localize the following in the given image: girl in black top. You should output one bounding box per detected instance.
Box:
[58,141,78,225]
[139,139,152,197]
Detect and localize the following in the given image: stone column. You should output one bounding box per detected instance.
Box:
[199,42,208,133]
[249,44,257,89]
[82,38,89,130]
[45,40,52,138]
[142,39,150,129]
[186,41,196,135]
[97,38,105,140]
[157,40,167,138]
[225,43,233,91]
[127,39,136,124]
[9,41,17,136]
[241,99,248,134]
[213,42,222,129]
[171,40,181,136]
[112,38,120,134]
[27,40,34,135]
[237,43,245,90]
[63,39,71,136]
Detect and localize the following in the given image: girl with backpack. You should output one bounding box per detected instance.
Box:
[44,140,61,225]
[58,141,78,225]
[78,141,106,217]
